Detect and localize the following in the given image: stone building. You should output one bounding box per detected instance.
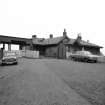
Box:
[32,29,103,58]
[65,33,102,55]
[32,29,69,59]
[0,29,103,59]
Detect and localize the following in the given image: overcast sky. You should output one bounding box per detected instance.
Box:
[0,0,105,54]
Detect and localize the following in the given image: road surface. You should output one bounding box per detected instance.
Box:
[0,58,104,105]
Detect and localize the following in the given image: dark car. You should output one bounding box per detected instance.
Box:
[70,51,100,63]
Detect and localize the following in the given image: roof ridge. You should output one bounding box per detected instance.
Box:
[45,36,63,40]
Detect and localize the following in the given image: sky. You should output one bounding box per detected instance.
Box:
[0,0,105,54]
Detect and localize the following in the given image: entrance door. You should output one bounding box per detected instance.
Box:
[58,43,66,59]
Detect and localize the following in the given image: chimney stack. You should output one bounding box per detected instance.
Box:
[63,29,67,37]
[50,34,53,38]
[32,35,37,39]
[87,40,89,43]
[77,33,82,40]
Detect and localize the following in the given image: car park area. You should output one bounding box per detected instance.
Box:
[0,58,105,105]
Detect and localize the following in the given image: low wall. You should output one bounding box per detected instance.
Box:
[97,56,105,63]
[66,52,72,59]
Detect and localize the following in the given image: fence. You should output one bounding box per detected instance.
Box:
[4,50,39,58]
[24,50,39,58]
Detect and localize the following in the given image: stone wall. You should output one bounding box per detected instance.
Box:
[45,46,58,58]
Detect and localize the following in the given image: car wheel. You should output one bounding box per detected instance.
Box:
[72,57,75,61]
[14,62,18,65]
[94,60,97,63]
[1,63,5,66]
[84,58,88,62]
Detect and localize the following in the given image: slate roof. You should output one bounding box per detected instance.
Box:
[0,34,102,48]
[32,38,45,45]
[66,38,75,44]
[79,40,102,48]
[32,35,102,48]
[43,36,64,45]
[66,38,103,48]
[0,35,32,44]
[32,36,64,45]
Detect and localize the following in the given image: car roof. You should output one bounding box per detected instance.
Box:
[76,51,92,54]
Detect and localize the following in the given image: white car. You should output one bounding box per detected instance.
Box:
[70,51,101,63]
[1,52,18,65]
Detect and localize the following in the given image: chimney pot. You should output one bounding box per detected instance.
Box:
[63,28,67,37]
[87,40,89,43]
[32,35,37,39]
[77,33,82,40]
[50,34,53,38]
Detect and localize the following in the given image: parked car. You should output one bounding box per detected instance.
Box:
[70,51,100,63]
[1,52,18,65]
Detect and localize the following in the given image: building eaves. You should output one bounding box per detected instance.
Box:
[0,35,32,44]
[79,40,103,48]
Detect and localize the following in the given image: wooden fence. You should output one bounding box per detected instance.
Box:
[4,50,39,58]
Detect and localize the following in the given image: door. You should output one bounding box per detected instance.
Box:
[58,43,66,59]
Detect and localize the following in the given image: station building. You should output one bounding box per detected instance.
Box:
[0,29,103,59]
